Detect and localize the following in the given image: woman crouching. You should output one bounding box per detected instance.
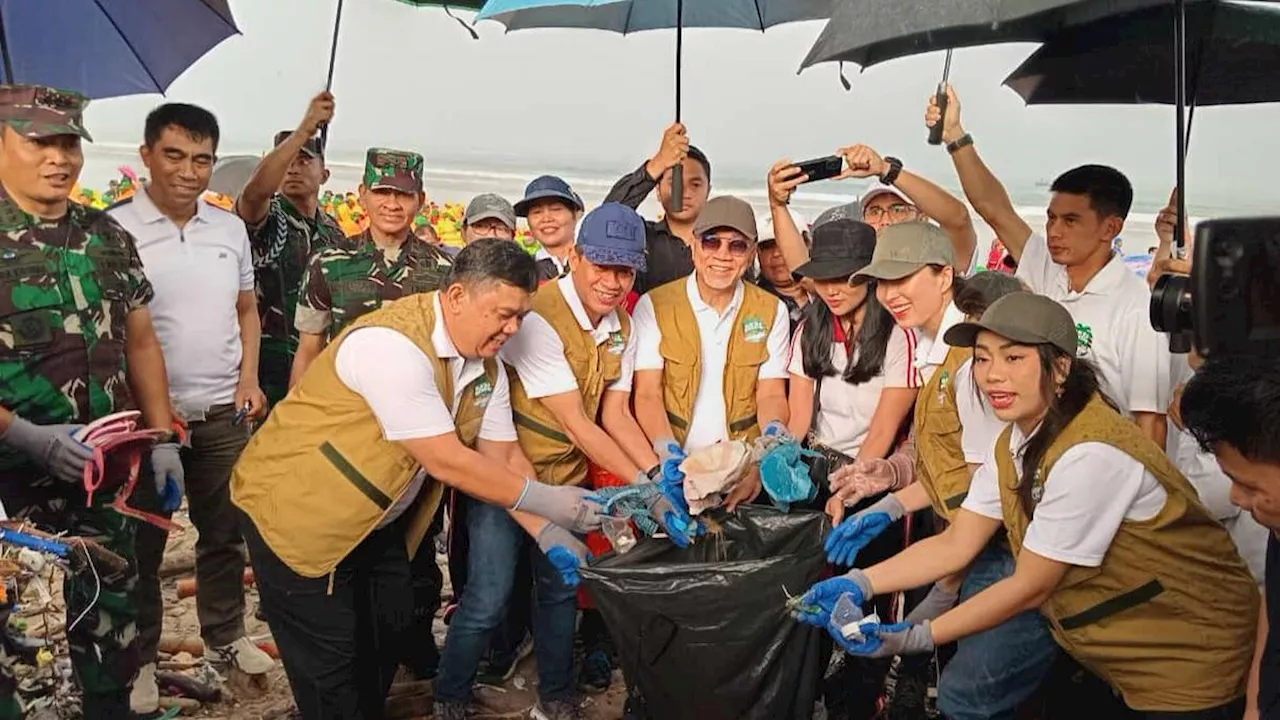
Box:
[796,291,1257,716]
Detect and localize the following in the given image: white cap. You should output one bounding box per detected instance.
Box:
[758,207,811,242]
[859,184,913,213]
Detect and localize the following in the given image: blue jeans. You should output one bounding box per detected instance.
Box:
[937,541,1059,720]
[435,496,578,704]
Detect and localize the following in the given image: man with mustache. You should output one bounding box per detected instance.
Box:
[289,148,454,384]
[0,84,176,718]
[436,204,685,719]
[232,239,603,719]
[632,196,792,508]
[108,102,273,716]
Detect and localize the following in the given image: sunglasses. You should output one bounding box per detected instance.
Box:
[699,234,753,257]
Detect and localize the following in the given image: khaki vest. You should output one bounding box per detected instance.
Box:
[995,396,1257,712]
[231,293,497,578]
[509,281,632,487]
[649,279,777,446]
[913,345,971,520]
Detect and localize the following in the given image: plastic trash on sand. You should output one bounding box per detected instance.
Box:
[678,440,752,515]
[581,506,830,720]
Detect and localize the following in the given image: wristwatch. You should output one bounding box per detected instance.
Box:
[880,156,903,186]
[946,133,974,155]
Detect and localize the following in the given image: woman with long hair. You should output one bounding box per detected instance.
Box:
[785,218,920,470]
[817,224,1059,720]
[798,292,1258,718]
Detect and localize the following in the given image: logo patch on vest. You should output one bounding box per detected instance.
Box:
[472,377,493,408]
[741,315,767,343]
[606,330,625,355]
[1075,323,1094,357]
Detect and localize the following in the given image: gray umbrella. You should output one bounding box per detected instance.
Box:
[207,155,260,199]
[799,0,1173,70]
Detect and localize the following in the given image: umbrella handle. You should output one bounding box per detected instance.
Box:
[928,82,947,146]
[669,164,683,215]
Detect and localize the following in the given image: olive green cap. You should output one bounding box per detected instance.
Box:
[944,292,1077,356]
[852,221,953,281]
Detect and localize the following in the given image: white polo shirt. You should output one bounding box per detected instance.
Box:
[788,320,920,457]
[964,423,1167,567]
[911,302,1007,461]
[334,293,518,527]
[1016,234,1171,416]
[108,188,254,409]
[500,274,637,396]
[633,275,791,451]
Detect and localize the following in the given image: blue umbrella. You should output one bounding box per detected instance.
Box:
[0,0,239,99]
[477,0,834,211]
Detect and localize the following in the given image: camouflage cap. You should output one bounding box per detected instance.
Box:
[0,84,92,141]
[274,130,324,159]
[363,148,424,194]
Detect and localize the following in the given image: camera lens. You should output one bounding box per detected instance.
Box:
[1149,273,1193,334]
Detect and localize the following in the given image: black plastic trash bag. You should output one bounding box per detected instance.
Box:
[581,506,830,720]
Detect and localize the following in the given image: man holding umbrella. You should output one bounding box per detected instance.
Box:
[925,85,1172,450]
[236,92,347,408]
[605,123,712,293]
[0,84,178,719]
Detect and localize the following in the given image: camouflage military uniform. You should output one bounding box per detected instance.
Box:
[0,86,152,718]
[247,195,345,407]
[295,232,453,337]
[294,148,451,337]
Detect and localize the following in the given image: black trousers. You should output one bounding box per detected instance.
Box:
[243,512,412,720]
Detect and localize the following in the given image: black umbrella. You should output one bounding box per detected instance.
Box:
[1002,0,1280,256]
[1004,0,1280,105]
[799,0,1174,70]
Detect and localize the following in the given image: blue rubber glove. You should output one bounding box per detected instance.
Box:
[833,620,936,658]
[790,569,874,628]
[824,493,905,566]
[641,476,695,548]
[536,524,591,588]
[655,438,687,486]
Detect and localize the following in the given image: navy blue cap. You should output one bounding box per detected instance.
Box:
[576,203,647,272]
[514,175,583,217]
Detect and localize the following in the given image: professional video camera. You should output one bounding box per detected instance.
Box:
[1150,217,1280,358]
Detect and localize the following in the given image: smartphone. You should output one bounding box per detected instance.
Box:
[795,155,845,184]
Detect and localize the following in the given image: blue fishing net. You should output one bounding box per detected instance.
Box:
[756,424,820,512]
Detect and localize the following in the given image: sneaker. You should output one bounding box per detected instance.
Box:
[434,700,475,720]
[577,648,613,695]
[205,636,275,675]
[128,661,159,714]
[531,698,584,720]
[476,633,534,685]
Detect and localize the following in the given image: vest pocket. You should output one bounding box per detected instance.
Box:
[319,441,392,510]
[1057,578,1164,631]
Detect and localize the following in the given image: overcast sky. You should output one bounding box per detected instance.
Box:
[82,0,1279,212]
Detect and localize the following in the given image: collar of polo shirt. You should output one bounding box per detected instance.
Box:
[1058,250,1130,297]
[685,273,744,319]
[133,184,214,225]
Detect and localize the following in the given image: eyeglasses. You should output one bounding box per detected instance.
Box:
[863,203,915,222]
[699,234,753,257]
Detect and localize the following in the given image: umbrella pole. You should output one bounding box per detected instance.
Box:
[0,5,13,83]
[1173,0,1187,259]
[668,0,684,215]
[320,0,345,150]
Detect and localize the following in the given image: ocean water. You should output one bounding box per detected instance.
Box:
[80,143,1237,260]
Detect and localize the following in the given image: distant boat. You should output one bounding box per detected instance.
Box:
[1034,179,1051,188]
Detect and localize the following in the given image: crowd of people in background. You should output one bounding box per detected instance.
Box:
[0,75,1273,720]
